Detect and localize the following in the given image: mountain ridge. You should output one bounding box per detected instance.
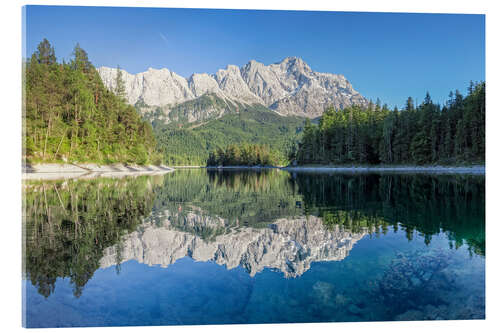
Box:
[98,57,368,122]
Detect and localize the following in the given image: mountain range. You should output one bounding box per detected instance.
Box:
[98,57,368,123]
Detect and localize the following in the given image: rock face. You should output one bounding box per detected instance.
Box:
[97,57,368,121]
[242,57,368,117]
[188,73,224,98]
[98,67,194,107]
[100,210,368,277]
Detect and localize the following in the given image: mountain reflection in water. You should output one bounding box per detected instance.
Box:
[100,212,368,277]
[23,169,485,327]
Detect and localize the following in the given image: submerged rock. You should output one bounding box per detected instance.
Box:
[312,281,335,304]
[394,310,425,321]
[335,294,348,306]
[347,304,362,315]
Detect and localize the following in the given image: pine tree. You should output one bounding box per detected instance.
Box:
[71,43,92,73]
[443,116,453,159]
[34,38,56,65]
[405,97,415,111]
[115,65,126,100]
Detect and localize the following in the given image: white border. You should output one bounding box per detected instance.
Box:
[2,1,498,333]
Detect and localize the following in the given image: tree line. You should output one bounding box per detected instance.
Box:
[206,143,280,166]
[24,39,163,165]
[293,82,485,165]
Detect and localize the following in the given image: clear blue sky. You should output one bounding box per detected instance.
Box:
[24,5,485,109]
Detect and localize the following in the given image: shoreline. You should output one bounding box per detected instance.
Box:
[281,165,485,174]
[205,164,485,174]
[23,163,486,180]
[205,166,279,170]
[23,163,175,180]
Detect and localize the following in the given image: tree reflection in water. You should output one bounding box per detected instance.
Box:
[23,170,484,299]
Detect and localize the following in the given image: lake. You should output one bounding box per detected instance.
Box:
[22,169,485,327]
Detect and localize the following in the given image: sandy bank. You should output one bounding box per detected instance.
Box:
[281,165,485,174]
[22,163,174,180]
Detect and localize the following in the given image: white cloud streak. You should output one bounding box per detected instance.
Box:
[159,33,168,45]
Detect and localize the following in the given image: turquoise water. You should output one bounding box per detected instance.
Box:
[23,170,485,327]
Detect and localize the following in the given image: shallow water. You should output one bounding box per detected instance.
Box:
[23,169,485,327]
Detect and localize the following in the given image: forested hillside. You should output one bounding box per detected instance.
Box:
[24,39,162,165]
[293,82,485,165]
[152,107,305,165]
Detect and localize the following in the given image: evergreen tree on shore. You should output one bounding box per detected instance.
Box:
[206,143,279,166]
[24,39,163,165]
[292,83,485,165]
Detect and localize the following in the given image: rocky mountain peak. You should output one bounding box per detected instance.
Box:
[188,73,223,98]
[279,56,310,71]
[242,59,265,72]
[97,57,368,122]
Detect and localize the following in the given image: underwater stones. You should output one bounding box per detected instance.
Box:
[334,293,348,306]
[451,295,485,320]
[396,305,453,321]
[389,287,486,321]
[312,281,335,304]
[347,304,362,316]
[419,305,446,320]
[365,249,463,320]
[394,309,425,321]
[376,251,453,299]
[394,300,485,322]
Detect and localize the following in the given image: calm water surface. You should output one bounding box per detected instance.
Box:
[23,169,485,327]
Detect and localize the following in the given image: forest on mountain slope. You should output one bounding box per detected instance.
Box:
[151,78,484,167]
[292,82,485,166]
[151,106,305,166]
[24,39,163,165]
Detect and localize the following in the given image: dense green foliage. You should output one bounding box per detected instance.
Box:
[294,173,485,255]
[206,143,279,166]
[151,107,305,165]
[294,83,485,165]
[23,175,162,297]
[24,39,162,165]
